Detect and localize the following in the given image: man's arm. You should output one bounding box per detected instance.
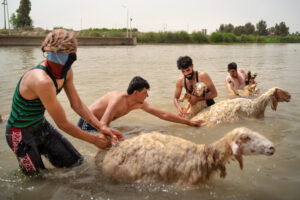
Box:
[239,69,247,82]
[36,78,110,150]
[63,70,123,143]
[141,101,204,127]
[98,96,125,143]
[225,76,236,94]
[173,78,186,116]
[189,72,218,105]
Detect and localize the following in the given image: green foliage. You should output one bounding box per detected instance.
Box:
[190,32,209,43]
[11,0,33,29]
[240,34,255,43]
[0,30,9,34]
[137,31,194,43]
[210,32,224,42]
[256,36,266,43]
[274,22,289,36]
[256,20,268,36]
[233,26,245,36]
[244,22,255,34]
[223,33,239,42]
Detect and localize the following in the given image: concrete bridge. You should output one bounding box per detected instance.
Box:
[0,35,137,46]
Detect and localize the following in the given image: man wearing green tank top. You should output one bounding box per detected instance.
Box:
[5,29,123,173]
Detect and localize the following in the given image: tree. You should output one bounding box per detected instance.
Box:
[224,24,234,33]
[11,0,33,29]
[256,20,268,35]
[274,22,289,36]
[233,26,245,36]
[267,27,275,35]
[10,13,18,29]
[244,22,255,35]
[218,24,225,32]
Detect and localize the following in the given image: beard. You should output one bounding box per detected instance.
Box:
[185,70,194,80]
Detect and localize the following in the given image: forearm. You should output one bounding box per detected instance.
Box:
[159,110,190,125]
[58,121,96,145]
[173,98,182,108]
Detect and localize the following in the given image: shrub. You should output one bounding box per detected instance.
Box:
[210,32,224,43]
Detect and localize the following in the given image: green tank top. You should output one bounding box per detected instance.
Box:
[7,65,66,128]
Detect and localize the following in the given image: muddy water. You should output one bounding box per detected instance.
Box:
[0,44,299,200]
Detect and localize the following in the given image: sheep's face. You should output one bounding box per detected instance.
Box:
[230,127,275,169]
[192,82,207,97]
[270,88,291,111]
[275,88,291,102]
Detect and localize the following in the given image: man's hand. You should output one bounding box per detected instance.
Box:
[93,133,111,150]
[177,105,187,117]
[100,126,124,145]
[111,129,125,142]
[188,119,205,127]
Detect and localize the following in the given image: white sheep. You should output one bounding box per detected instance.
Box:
[96,127,275,185]
[179,82,208,118]
[192,87,291,127]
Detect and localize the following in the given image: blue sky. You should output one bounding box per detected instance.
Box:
[1,0,300,33]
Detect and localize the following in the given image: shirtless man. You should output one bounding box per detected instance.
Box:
[225,62,247,94]
[174,56,218,117]
[78,76,204,134]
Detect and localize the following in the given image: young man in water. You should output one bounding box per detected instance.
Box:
[77,76,204,133]
[225,62,247,94]
[174,56,218,117]
[5,29,121,174]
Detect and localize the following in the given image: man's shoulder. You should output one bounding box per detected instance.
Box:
[176,75,184,84]
[25,69,52,86]
[198,70,208,76]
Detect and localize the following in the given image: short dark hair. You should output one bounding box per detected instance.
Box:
[127,76,150,95]
[228,62,237,70]
[177,56,193,70]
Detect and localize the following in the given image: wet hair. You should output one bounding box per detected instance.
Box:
[177,56,193,70]
[228,62,237,70]
[41,29,77,53]
[127,76,150,95]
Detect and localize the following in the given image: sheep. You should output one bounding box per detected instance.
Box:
[192,87,291,127]
[96,127,275,185]
[178,82,208,118]
[228,71,259,97]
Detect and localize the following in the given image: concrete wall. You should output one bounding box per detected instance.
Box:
[0,35,137,46]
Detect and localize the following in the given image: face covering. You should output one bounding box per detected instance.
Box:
[46,52,77,79]
[185,70,194,80]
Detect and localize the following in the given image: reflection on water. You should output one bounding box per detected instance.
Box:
[0,44,300,200]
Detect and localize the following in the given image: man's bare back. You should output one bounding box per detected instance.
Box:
[89,91,143,121]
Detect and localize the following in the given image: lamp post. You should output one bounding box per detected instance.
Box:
[130,18,132,38]
[2,0,7,29]
[122,5,129,38]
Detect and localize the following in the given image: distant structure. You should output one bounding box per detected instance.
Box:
[201,29,207,35]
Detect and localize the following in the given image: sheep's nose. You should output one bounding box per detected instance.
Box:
[267,146,275,155]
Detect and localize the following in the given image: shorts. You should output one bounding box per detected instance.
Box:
[206,99,215,107]
[6,119,83,173]
[77,118,98,132]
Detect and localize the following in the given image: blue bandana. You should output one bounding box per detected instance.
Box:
[47,52,69,66]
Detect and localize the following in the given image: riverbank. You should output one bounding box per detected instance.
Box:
[137,31,300,44]
[0,35,137,46]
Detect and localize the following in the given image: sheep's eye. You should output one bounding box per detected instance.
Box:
[241,135,251,141]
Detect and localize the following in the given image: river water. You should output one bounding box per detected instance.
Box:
[0,44,299,200]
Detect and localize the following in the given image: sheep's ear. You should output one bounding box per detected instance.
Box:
[270,90,278,111]
[231,142,243,170]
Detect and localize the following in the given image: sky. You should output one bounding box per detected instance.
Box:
[1,0,300,33]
